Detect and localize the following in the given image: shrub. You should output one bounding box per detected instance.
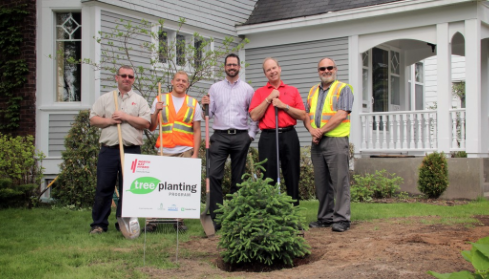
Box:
[418,152,449,199]
[351,170,404,202]
[54,110,100,207]
[298,146,316,200]
[428,236,489,278]
[0,133,44,208]
[216,160,310,266]
[451,151,467,158]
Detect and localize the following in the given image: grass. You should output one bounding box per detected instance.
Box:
[1,199,489,278]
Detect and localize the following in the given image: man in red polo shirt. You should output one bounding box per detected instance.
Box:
[249,57,306,206]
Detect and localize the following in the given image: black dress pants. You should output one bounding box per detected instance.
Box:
[209,132,252,219]
[90,145,140,231]
[258,127,300,206]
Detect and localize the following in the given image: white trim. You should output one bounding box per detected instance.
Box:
[236,0,474,35]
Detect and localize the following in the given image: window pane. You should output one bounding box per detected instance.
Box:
[415,84,423,110]
[390,51,399,75]
[176,34,185,66]
[391,76,400,105]
[408,81,412,110]
[194,39,202,69]
[415,62,423,83]
[362,51,369,67]
[56,12,81,102]
[362,68,368,101]
[158,29,167,63]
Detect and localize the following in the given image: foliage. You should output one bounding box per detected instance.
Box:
[453,81,465,108]
[0,133,44,207]
[451,151,467,158]
[351,170,405,202]
[54,110,101,207]
[0,4,29,131]
[418,152,449,199]
[428,236,489,279]
[216,160,310,266]
[298,146,316,200]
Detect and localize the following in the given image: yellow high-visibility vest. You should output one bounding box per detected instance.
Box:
[155,94,197,148]
[307,80,353,137]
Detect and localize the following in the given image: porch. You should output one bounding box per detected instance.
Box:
[358,109,466,155]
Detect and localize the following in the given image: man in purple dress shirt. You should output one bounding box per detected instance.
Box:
[201,53,258,230]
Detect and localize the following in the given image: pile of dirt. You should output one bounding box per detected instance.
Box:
[144,215,489,279]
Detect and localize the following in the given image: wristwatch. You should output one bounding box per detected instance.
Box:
[285,105,290,111]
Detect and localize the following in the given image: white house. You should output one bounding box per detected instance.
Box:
[36,0,489,197]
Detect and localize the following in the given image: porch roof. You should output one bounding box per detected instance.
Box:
[244,0,403,25]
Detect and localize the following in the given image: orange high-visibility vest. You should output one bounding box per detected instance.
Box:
[307,80,353,137]
[155,94,197,148]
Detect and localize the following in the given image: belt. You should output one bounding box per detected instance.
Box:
[102,144,137,149]
[214,129,247,135]
[262,126,294,133]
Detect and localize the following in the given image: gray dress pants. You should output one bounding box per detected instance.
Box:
[311,136,351,223]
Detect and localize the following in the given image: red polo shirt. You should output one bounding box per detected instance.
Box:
[249,81,305,130]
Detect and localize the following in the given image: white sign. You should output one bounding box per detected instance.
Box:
[121,154,202,219]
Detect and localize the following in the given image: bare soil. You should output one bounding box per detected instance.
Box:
[143,200,489,279]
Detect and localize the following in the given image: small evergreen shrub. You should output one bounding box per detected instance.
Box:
[54,110,100,207]
[351,170,404,202]
[418,152,449,199]
[216,160,310,267]
[0,133,44,208]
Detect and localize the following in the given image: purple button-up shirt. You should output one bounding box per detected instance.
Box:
[208,78,259,138]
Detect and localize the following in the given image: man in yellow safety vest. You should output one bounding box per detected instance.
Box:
[304,57,354,232]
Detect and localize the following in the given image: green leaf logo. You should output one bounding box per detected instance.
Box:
[127,177,160,194]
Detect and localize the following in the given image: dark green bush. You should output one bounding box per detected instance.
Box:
[54,110,100,207]
[0,133,44,208]
[298,146,316,200]
[418,151,449,199]
[351,170,404,202]
[216,160,310,266]
[451,151,467,158]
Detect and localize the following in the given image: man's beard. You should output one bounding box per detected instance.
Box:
[226,69,239,78]
[320,73,336,84]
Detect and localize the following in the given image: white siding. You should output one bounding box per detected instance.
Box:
[424,55,465,109]
[48,114,77,157]
[88,0,257,35]
[246,37,349,147]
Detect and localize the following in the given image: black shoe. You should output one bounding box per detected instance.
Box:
[115,222,120,232]
[309,220,333,228]
[332,221,350,232]
[173,221,187,232]
[212,219,221,231]
[145,224,156,232]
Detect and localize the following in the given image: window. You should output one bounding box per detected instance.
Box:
[158,30,168,63]
[408,62,424,110]
[56,12,81,102]
[362,51,369,108]
[157,27,208,70]
[390,51,400,106]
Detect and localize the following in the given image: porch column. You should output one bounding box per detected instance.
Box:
[349,35,362,157]
[480,39,489,155]
[436,23,451,154]
[465,19,482,157]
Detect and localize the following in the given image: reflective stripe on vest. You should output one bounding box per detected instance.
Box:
[155,94,197,148]
[307,80,353,137]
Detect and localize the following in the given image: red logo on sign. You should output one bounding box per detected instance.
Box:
[131,159,138,173]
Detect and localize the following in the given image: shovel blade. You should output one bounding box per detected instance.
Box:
[117,217,140,239]
[200,213,215,237]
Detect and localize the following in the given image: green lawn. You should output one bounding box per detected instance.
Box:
[1,200,489,279]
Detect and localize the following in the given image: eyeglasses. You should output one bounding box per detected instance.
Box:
[225,64,239,67]
[118,74,134,79]
[318,66,336,72]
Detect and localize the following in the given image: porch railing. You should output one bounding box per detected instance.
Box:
[359,111,438,152]
[449,108,466,151]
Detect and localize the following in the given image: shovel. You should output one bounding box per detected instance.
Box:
[275,106,281,193]
[200,103,215,237]
[113,90,140,240]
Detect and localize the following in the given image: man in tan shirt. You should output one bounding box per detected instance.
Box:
[89,65,151,234]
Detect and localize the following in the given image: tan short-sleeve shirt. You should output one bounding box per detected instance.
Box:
[90,89,151,146]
